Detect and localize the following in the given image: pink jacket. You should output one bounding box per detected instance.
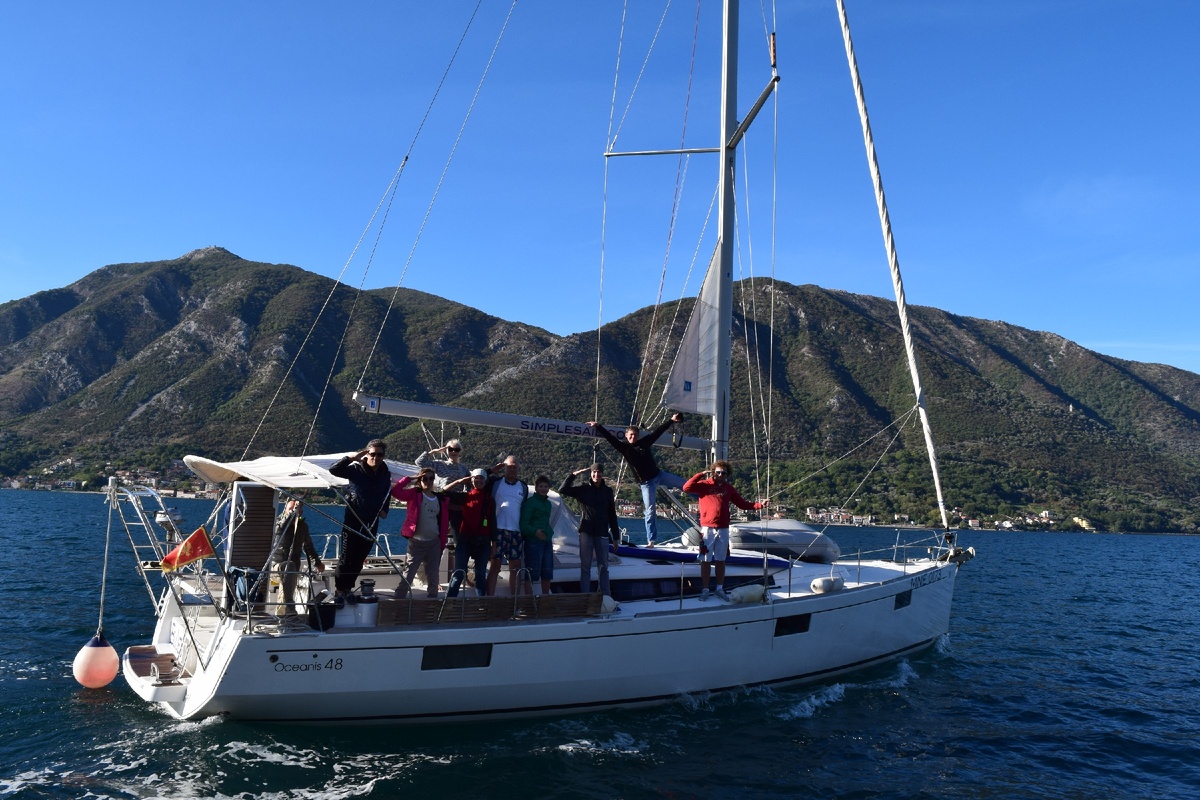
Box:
[390,476,450,548]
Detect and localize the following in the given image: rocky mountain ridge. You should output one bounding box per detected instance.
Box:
[2,248,1198,531]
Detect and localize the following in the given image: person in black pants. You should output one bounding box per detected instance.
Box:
[329,439,392,596]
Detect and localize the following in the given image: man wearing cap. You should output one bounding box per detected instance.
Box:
[559,463,621,597]
[447,468,494,597]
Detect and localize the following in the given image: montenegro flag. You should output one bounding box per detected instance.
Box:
[161,527,215,571]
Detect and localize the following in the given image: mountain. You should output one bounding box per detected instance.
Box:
[2,248,1199,532]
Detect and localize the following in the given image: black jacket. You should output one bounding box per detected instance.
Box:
[594,418,674,483]
[329,455,392,525]
[559,472,620,539]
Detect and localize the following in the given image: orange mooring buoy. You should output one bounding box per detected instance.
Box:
[73,632,119,689]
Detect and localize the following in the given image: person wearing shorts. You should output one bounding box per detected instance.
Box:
[682,461,766,601]
[486,456,527,596]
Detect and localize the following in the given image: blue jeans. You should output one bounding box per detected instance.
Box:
[447,534,490,597]
[641,472,684,544]
[579,532,611,596]
[524,537,554,583]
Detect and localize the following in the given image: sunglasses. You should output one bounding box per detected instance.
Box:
[713,470,726,475]
[447,447,461,452]
[366,452,383,458]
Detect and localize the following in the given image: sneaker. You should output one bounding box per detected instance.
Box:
[645,541,656,548]
[699,588,711,601]
[714,587,730,602]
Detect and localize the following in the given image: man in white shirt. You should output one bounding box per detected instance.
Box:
[486,456,528,596]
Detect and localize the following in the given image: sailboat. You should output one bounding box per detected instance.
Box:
[112,0,974,724]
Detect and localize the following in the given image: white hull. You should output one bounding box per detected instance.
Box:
[124,555,959,724]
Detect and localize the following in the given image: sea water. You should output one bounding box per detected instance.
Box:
[1,489,1198,799]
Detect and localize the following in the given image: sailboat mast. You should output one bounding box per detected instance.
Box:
[712,0,738,463]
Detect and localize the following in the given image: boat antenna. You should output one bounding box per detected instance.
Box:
[836,0,951,531]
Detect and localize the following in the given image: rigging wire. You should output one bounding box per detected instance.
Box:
[766,404,920,500]
[359,0,518,391]
[630,0,703,429]
[239,0,489,462]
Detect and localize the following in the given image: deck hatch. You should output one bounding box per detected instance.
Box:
[421,643,493,670]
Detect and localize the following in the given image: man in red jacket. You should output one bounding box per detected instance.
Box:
[682,461,766,601]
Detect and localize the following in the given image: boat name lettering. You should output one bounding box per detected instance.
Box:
[273,658,344,673]
[520,420,595,437]
[910,570,946,590]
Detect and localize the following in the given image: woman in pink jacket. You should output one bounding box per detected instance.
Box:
[682,461,766,601]
[391,468,464,599]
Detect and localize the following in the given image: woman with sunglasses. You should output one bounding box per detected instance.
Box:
[390,467,456,599]
[682,461,767,601]
[415,438,471,544]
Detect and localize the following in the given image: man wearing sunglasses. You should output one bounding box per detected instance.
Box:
[682,461,767,601]
[329,439,393,597]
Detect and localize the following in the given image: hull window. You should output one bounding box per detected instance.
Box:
[894,589,912,610]
[774,613,811,637]
[421,643,493,671]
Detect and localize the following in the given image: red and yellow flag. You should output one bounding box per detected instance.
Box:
[161,526,215,571]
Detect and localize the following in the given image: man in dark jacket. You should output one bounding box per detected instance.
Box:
[329,439,392,595]
[587,412,682,547]
[559,463,622,596]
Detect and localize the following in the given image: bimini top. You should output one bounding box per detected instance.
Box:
[183,453,415,490]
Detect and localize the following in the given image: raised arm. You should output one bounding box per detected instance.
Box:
[587,422,623,448]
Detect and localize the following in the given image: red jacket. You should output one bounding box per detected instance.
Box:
[458,486,493,537]
[682,472,762,528]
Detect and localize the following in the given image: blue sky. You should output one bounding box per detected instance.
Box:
[3,1,1199,374]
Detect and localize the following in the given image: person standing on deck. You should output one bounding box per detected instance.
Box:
[519,475,558,596]
[271,498,324,614]
[587,411,683,547]
[447,469,493,598]
[329,439,392,597]
[682,461,767,601]
[486,456,528,596]
[559,463,621,598]
[390,468,453,599]
[415,438,470,530]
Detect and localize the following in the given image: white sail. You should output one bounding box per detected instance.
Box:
[660,244,723,417]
